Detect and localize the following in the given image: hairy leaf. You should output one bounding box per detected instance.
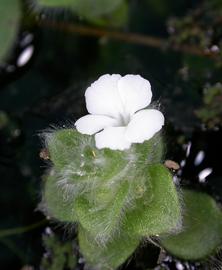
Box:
[123,164,181,236]
[160,190,222,260]
[42,172,77,222]
[78,226,140,270]
[74,181,129,244]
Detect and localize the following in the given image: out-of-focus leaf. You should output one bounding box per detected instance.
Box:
[41,232,77,270]
[160,190,222,260]
[196,83,222,128]
[89,0,128,28]
[37,0,127,27]
[0,0,20,62]
[37,0,122,17]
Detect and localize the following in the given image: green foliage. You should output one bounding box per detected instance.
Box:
[36,0,127,27]
[144,0,170,18]
[160,190,222,260]
[74,180,129,242]
[41,128,182,269]
[167,16,207,48]
[167,0,222,55]
[38,0,122,16]
[132,133,164,165]
[42,173,77,222]
[0,111,9,129]
[79,226,140,270]
[88,1,128,28]
[196,83,222,128]
[46,129,128,191]
[37,0,78,7]
[123,164,181,236]
[0,0,20,62]
[41,232,77,270]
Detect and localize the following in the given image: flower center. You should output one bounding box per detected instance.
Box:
[118,113,131,126]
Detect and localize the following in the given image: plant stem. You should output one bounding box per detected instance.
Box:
[39,20,217,58]
[0,219,47,238]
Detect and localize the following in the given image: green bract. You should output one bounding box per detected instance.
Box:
[160,189,222,260]
[42,128,181,269]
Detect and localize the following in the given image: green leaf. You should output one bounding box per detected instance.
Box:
[36,0,128,27]
[123,164,181,236]
[160,190,222,260]
[41,172,77,222]
[37,0,123,17]
[0,0,20,62]
[78,226,140,270]
[46,129,128,183]
[37,0,75,7]
[74,181,129,243]
[88,0,128,28]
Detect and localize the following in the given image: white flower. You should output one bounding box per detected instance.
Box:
[75,74,164,150]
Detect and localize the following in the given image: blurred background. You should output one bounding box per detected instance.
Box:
[1,0,222,269]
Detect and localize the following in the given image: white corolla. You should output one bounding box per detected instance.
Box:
[75,74,164,150]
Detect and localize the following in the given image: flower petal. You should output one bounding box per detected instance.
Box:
[85,74,124,118]
[125,109,164,143]
[95,127,131,150]
[75,114,118,135]
[118,75,152,116]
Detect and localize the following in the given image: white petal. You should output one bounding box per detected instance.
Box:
[125,109,164,143]
[118,75,152,116]
[75,114,118,135]
[85,74,124,118]
[95,127,131,150]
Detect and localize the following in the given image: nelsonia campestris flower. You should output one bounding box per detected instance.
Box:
[75,74,164,150]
